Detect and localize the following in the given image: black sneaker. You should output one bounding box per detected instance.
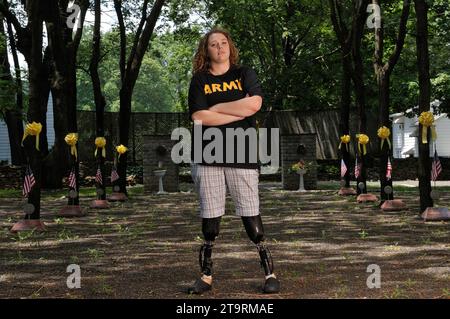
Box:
[263,277,280,294]
[187,278,212,295]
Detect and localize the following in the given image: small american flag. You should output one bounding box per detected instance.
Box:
[386,157,392,180]
[68,167,77,189]
[95,166,103,185]
[431,149,442,181]
[23,165,36,197]
[340,159,347,178]
[354,157,361,179]
[111,167,119,183]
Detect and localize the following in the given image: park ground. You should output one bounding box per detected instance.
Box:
[0,181,449,299]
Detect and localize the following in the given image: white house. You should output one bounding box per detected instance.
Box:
[391,100,450,158]
[0,94,55,164]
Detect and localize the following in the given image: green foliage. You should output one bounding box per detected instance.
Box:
[76,23,200,113]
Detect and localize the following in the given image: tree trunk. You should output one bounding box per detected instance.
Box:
[1,18,26,165]
[24,0,45,220]
[373,0,410,204]
[352,0,370,195]
[377,71,393,202]
[91,0,107,200]
[115,0,165,195]
[414,0,433,213]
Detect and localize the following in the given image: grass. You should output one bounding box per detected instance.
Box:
[0,185,145,199]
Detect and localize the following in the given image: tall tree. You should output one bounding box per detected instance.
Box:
[0,11,25,165]
[414,0,433,212]
[0,0,47,227]
[90,0,108,204]
[113,0,165,196]
[44,0,89,206]
[372,0,410,203]
[351,0,370,195]
[329,0,355,189]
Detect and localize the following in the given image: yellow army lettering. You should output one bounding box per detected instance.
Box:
[204,79,242,95]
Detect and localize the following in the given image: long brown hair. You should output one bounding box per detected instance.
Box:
[192,28,239,74]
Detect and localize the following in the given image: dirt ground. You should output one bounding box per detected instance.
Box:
[0,182,449,299]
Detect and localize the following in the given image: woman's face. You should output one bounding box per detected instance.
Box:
[207,32,230,64]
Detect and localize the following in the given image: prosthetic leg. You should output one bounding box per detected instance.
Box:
[188,217,221,294]
[242,215,280,293]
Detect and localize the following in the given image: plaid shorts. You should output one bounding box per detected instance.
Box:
[191,164,260,218]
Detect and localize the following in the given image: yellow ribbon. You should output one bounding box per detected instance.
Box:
[65,133,78,161]
[377,126,391,150]
[357,134,369,155]
[116,144,128,162]
[21,122,42,151]
[95,137,106,158]
[418,111,436,144]
[338,135,351,152]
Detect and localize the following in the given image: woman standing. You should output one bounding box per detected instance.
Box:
[187,28,280,294]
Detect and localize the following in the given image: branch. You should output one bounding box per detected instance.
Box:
[373,0,383,70]
[113,0,126,83]
[127,0,149,69]
[385,0,410,73]
[72,0,89,54]
[0,1,25,36]
[125,0,165,86]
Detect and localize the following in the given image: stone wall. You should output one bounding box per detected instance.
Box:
[142,135,179,193]
[281,134,317,190]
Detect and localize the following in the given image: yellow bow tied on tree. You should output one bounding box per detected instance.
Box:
[21,122,42,151]
[357,134,369,155]
[116,144,128,162]
[418,111,437,144]
[377,126,391,150]
[338,135,351,151]
[65,133,78,161]
[95,137,106,158]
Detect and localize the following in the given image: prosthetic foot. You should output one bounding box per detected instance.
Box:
[188,241,214,295]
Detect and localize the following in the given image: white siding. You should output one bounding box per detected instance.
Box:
[0,120,11,163]
[435,117,450,157]
[392,122,404,158]
[403,117,417,158]
[47,94,55,147]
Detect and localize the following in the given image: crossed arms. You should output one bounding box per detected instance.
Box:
[191,95,262,126]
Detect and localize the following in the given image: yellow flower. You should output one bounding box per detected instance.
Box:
[338,134,351,151]
[418,111,434,127]
[116,144,128,162]
[358,134,369,145]
[95,137,107,158]
[65,133,78,146]
[340,135,351,144]
[95,137,106,148]
[116,144,128,154]
[357,134,369,155]
[377,126,390,139]
[65,133,79,160]
[418,111,437,144]
[21,122,42,150]
[377,126,391,150]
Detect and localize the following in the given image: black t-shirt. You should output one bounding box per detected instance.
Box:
[188,65,263,169]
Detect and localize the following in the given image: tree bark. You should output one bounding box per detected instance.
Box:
[329,0,353,187]
[90,0,107,200]
[44,0,89,201]
[0,14,25,165]
[351,0,370,195]
[414,0,433,213]
[373,0,410,203]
